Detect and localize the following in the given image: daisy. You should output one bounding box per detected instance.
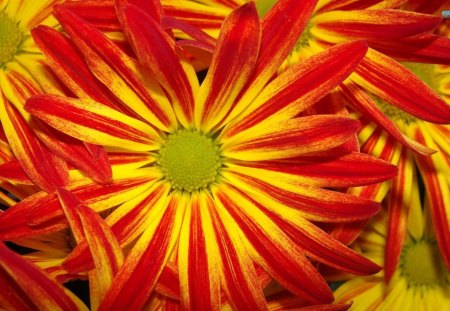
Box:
[333,203,450,310]
[3,0,399,309]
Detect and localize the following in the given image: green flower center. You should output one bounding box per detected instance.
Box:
[0,11,23,67]
[402,62,437,91]
[400,239,449,287]
[158,129,221,192]
[256,0,277,17]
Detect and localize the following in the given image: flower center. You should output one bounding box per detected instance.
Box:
[158,129,221,192]
[402,62,437,91]
[0,11,23,67]
[400,239,449,287]
[256,0,277,17]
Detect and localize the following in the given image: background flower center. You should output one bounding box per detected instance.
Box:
[0,11,23,67]
[400,239,449,287]
[158,129,221,192]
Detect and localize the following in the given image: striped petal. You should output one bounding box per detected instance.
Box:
[77,204,124,310]
[312,10,441,41]
[214,185,334,304]
[339,82,434,155]
[178,193,220,311]
[225,0,319,124]
[222,40,368,139]
[230,152,397,188]
[98,194,186,311]
[53,5,177,131]
[369,34,450,65]
[0,160,33,184]
[33,120,112,184]
[0,174,155,240]
[223,170,380,222]
[0,243,87,311]
[123,4,197,126]
[0,92,69,193]
[194,2,260,132]
[25,94,160,151]
[58,0,120,30]
[352,48,450,123]
[224,115,360,161]
[384,149,414,282]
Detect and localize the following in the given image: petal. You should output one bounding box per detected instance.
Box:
[312,10,441,41]
[0,243,87,311]
[0,92,69,192]
[352,48,450,123]
[230,151,397,188]
[178,193,220,311]
[214,185,334,304]
[223,170,380,222]
[339,82,435,155]
[223,115,360,161]
[0,160,33,184]
[53,5,177,131]
[77,204,124,309]
[57,188,85,243]
[194,2,260,132]
[222,40,368,138]
[369,34,450,65]
[25,94,161,151]
[123,4,197,126]
[98,194,186,311]
[384,149,414,282]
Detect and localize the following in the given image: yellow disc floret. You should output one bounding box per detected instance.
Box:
[0,10,23,67]
[158,129,221,192]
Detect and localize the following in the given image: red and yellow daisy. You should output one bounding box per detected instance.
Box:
[0,0,399,309]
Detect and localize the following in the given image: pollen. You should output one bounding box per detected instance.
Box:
[400,239,449,287]
[0,10,23,67]
[158,129,222,192]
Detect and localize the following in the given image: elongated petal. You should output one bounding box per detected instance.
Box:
[0,174,156,240]
[232,152,397,188]
[352,48,450,123]
[0,92,69,192]
[123,4,196,126]
[77,205,124,309]
[340,82,435,155]
[384,150,414,282]
[57,188,85,243]
[0,160,33,184]
[223,41,367,138]
[369,34,450,64]
[224,115,360,161]
[178,193,220,311]
[59,0,120,30]
[214,185,333,304]
[312,10,441,41]
[99,194,186,311]
[54,5,177,131]
[0,265,37,311]
[195,2,260,132]
[223,170,380,222]
[26,94,160,151]
[0,243,87,311]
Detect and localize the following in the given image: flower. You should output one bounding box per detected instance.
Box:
[333,204,450,310]
[1,0,399,308]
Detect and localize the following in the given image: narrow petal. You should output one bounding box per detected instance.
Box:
[0,265,36,311]
[230,152,397,188]
[384,150,414,282]
[60,0,121,30]
[0,160,33,184]
[339,82,435,155]
[0,243,87,311]
[178,193,220,311]
[224,115,360,161]
[123,4,197,126]
[223,170,380,222]
[26,94,161,151]
[77,205,124,309]
[0,92,69,192]
[223,41,368,138]
[57,188,85,243]
[312,10,441,41]
[352,48,450,123]
[98,194,186,311]
[53,5,177,131]
[195,2,260,132]
[214,185,334,304]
